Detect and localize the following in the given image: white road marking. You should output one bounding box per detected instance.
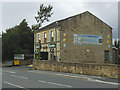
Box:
[3,70,16,74]
[28,70,119,86]
[11,75,28,79]
[38,80,72,88]
[55,74,87,79]
[3,81,24,88]
[64,85,72,88]
[38,80,47,83]
[28,71,35,72]
[95,80,119,85]
[47,82,64,86]
[88,78,119,85]
[56,74,119,86]
[91,76,105,79]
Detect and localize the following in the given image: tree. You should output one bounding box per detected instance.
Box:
[34,4,53,29]
[118,40,120,55]
[113,39,120,56]
[114,40,117,47]
[2,19,34,61]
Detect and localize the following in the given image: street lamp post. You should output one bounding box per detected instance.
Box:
[39,40,41,60]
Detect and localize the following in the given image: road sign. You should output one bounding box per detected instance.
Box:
[14,60,20,66]
[14,54,24,60]
[6,61,13,66]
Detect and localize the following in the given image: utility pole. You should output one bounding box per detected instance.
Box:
[55,22,58,61]
[39,40,41,60]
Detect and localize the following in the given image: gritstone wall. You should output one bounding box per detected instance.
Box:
[33,60,120,78]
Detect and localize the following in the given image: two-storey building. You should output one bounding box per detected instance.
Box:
[34,11,113,64]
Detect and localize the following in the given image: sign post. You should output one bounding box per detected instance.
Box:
[39,40,41,60]
[14,54,24,66]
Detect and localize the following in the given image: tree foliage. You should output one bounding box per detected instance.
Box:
[2,19,34,61]
[114,39,120,55]
[34,4,53,30]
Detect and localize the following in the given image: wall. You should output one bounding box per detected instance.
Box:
[33,60,120,78]
[2,60,33,66]
[20,60,33,65]
[60,11,112,64]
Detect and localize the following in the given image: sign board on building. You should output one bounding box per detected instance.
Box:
[64,44,66,48]
[36,45,40,49]
[74,34,102,45]
[49,44,56,48]
[35,52,39,54]
[108,44,110,48]
[14,54,24,60]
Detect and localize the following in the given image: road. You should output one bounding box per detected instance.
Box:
[2,66,120,89]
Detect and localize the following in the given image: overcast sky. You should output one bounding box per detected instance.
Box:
[0,1,119,40]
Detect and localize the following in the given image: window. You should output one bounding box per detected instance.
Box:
[104,50,110,63]
[38,34,40,41]
[51,31,54,41]
[44,32,47,43]
[50,31,54,42]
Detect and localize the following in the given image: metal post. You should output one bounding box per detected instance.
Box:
[39,40,41,60]
[34,33,35,60]
[60,26,62,62]
[55,22,58,61]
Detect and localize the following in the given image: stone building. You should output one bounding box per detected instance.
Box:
[112,47,119,64]
[34,11,112,64]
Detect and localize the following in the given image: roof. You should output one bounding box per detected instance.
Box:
[35,11,112,33]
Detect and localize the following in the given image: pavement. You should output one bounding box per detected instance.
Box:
[2,66,120,89]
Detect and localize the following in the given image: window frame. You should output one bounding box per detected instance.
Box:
[38,34,40,41]
[50,31,54,42]
[44,32,47,43]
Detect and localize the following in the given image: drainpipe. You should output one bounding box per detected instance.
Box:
[55,22,58,61]
[59,23,63,62]
[34,32,36,60]
[60,27,61,62]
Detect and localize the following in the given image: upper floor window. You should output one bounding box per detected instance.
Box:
[44,32,47,43]
[38,34,40,41]
[51,31,54,42]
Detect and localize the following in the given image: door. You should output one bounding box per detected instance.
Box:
[40,52,48,60]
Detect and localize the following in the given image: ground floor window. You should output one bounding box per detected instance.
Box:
[50,48,56,61]
[40,52,48,60]
[104,50,110,63]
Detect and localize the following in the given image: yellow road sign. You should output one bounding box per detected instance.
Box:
[14,60,20,65]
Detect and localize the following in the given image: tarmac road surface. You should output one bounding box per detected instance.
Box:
[2,66,120,89]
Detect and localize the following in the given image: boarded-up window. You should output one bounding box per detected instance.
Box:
[104,50,110,63]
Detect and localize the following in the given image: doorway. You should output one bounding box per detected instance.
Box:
[40,52,48,60]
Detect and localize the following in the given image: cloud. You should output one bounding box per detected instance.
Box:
[2,2,39,30]
[1,2,118,39]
